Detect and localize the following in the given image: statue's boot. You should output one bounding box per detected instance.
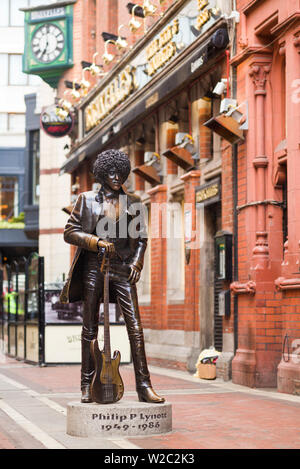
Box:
[80,326,97,403]
[129,336,165,404]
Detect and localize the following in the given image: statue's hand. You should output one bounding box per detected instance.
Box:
[97,239,115,254]
[97,240,115,273]
[128,265,141,284]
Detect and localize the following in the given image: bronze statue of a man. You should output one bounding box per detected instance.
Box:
[60,149,164,404]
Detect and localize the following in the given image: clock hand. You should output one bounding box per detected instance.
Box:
[42,33,49,56]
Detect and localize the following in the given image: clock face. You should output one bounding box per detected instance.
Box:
[31,23,65,64]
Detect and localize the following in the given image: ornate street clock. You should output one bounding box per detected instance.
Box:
[22,1,76,88]
[31,23,65,64]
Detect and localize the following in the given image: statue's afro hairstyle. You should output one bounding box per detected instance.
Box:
[93,149,131,185]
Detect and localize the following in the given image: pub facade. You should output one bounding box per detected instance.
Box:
[60,0,238,377]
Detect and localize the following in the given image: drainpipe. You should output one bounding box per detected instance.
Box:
[232,55,238,352]
[232,142,238,352]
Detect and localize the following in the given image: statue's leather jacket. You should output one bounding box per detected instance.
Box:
[60,188,147,303]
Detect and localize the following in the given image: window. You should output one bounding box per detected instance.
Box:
[0,0,9,27]
[9,54,27,85]
[0,114,8,132]
[10,0,27,26]
[167,198,185,302]
[137,203,151,302]
[0,54,8,85]
[8,114,25,132]
[0,176,19,220]
[0,54,40,86]
[30,130,40,204]
[0,1,50,28]
[0,113,25,133]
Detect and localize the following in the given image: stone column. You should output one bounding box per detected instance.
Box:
[232,54,280,388]
[249,58,272,271]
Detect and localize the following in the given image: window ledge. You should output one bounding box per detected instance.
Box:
[167,295,185,305]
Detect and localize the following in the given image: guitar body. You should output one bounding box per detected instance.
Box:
[90,338,124,404]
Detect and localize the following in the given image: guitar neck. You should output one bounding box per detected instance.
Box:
[103,265,111,362]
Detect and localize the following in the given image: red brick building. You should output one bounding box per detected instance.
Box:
[57,0,300,393]
[230,0,300,393]
[59,0,238,377]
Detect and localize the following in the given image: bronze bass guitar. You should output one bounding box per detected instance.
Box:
[90,252,124,404]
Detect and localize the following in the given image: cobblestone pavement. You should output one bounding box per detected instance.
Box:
[0,356,300,450]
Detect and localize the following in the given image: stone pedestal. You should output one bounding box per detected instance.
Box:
[67,400,172,438]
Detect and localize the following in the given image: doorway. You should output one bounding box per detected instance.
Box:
[199,200,222,351]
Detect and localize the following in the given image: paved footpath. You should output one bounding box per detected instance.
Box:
[0,355,300,450]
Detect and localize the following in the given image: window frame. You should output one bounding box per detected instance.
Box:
[0,113,9,133]
[0,113,26,134]
[0,174,20,221]
[8,113,26,133]
[9,54,28,86]
[0,1,43,28]
[0,54,9,86]
[9,0,28,27]
[0,53,41,87]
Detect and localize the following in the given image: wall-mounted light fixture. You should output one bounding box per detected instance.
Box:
[102,40,115,64]
[64,84,80,101]
[116,25,128,50]
[213,78,228,96]
[64,80,81,100]
[143,0,157,17]
[80,68,91,95]
[135,124,146,146]
[133,151,162,185]
[59,98,72,112]
[163,133,195,170]
[102,32,118,42]
[88,52,105,76]
[167,102,179,124]
[168,113,179,124]
[225,101,248,130]
[55,106,69,120]
[128,4,143,32]
[127,3,145,18]
[65,80,81,90]
[102,29,128,50]
[203,114,244,144]
[136,136,146,146]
